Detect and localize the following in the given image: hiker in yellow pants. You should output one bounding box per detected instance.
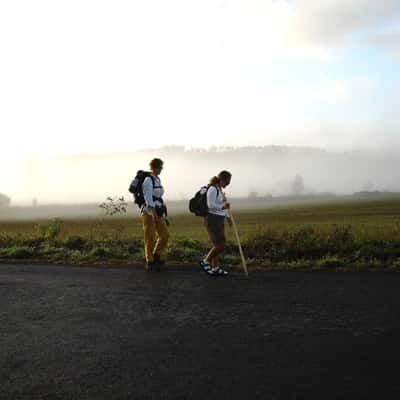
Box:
[141,212,169,269]
[139,158,169,270]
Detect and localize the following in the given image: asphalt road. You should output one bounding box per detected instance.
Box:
[1,264,400,399]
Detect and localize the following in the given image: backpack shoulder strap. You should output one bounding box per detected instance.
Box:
[142,172,155,187]
[208,184,219,194]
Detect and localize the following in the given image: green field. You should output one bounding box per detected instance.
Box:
[2,197,400,241]
[1,197,400,269]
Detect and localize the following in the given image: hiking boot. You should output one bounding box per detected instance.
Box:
[146,260,159,272]
[153,254,165,269]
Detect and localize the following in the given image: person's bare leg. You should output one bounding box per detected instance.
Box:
[205,246,220,263]
[211,255,219,267]
[206,244,224,265]
[205,247,215,262]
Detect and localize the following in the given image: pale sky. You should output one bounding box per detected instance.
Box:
[0,0,399,202]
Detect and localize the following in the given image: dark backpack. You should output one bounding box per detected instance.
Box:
[129,170,155,208]
[189,185,218,217]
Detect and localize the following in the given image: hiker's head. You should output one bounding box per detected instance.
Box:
[218,170,232,188]
[209,170,232,188]
[150,158,164,176]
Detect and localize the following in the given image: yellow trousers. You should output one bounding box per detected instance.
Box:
[141,213,170,262]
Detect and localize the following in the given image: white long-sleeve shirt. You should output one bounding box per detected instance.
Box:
[141,174,165,215]
[207,185,229,218]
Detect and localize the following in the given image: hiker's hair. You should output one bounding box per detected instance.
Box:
[209,170,232,186]
[149,158,164,169]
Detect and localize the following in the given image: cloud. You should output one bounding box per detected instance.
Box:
[218,0,400,63]
[368,26,400,49]
[366,25,400,59]
[289,0,400,47]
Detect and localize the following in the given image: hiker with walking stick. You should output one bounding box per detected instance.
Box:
[190,171,233,276]
[190,170,248,277]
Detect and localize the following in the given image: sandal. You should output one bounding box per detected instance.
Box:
[211,267,228,276]
[199,259,214,275]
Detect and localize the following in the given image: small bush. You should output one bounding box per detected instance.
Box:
[64,236,86,250]
[285,225,326,260]
[89,247,115,259]
[360,258,387,270]
[68,250,84,261]
[38,244,65,256]
[221,254,241,265]
[3,246,35,259]
[167,246,203,262]
[167,237,205,262]
[36,218,63,241]
[359,240,400,261]
[243,230,280,259]
[126,242,143,256]
[326,225,355,255]
[285,260,314,270]
[392,258,400,269]
[316,256,346,269]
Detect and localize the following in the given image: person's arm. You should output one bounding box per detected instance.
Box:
[207,186,223,212]
[220,191,231,219]
[142,177,155,208]
[143,177,158,220]
[223,205,231,219]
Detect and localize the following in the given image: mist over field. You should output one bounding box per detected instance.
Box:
[1,145,399,206]
[1,2,400,209]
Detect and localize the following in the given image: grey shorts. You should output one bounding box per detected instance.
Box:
[205,213,226,245]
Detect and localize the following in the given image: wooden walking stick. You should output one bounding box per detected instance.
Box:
[223,192,248,277]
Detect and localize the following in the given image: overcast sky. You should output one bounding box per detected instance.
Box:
[0,0,399,158]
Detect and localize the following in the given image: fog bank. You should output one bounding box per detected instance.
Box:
[1,146,400,206]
